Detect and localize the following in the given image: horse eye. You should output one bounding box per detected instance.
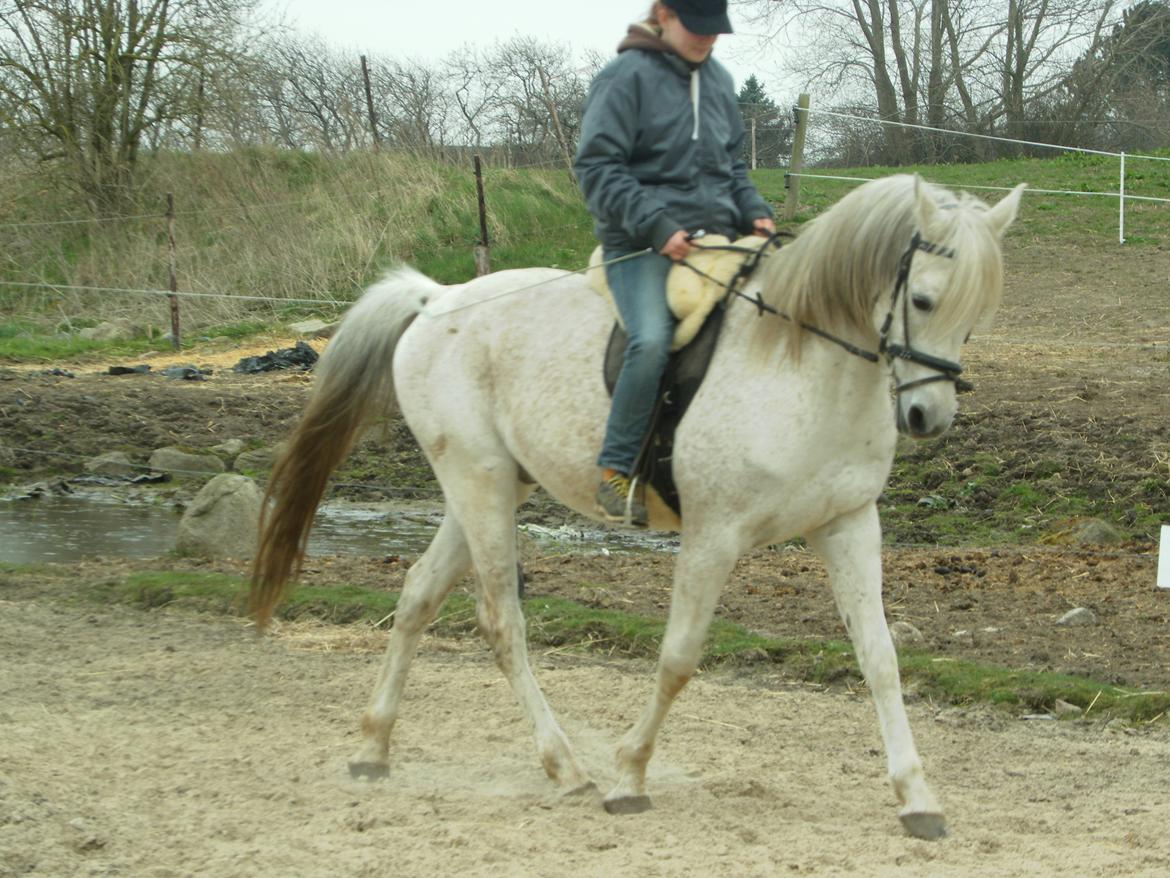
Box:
[912,295,933,313]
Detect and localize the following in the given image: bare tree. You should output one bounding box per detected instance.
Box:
[488,37,587,176]
[743,0,1128,161]
[0,0,253,210]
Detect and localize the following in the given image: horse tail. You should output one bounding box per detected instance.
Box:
[248,267,443,629]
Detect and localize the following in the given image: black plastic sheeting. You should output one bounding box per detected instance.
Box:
[232,340,318,374]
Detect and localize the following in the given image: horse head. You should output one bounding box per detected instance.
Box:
[883,177,1025,438]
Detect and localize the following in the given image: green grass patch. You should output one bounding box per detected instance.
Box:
[0,321,161,362]
[78,570,1170,724]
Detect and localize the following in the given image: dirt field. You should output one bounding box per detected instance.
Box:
[2,589,1169,878]
[2,235,1170,874]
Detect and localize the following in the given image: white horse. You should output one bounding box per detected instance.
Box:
[250,174,1023,839]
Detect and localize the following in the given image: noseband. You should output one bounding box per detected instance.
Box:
[877,232,973,395]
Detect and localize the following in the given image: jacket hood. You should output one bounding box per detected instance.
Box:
[617,21,697,65]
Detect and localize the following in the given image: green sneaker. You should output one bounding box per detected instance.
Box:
[596,472,648,527]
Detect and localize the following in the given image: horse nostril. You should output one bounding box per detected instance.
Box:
[908,404,928,435]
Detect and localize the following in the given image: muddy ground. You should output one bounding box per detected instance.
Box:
[3,237,1170,691]
[2,237,1170,875]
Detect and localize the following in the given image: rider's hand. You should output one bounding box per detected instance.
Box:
[660,230,693,261]
[752,216,776,236]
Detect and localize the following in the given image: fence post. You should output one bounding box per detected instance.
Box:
[361,55,381,151]
[166,193,180,351]
[1119,151,1126,245]
[784,93,810,220]
[473,155,491,276]
[751,117,757,170]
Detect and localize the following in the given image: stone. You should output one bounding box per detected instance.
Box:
[149,447,226,480]
[85,451,136,478]
[233,446,282,474]
[1070,518,1123,546]
[1056,607,1098,626]
[211,438,246,458]
[176,474,265,559]
[79,319,135,341]
[889,620,925,646]
[288,318,335,337]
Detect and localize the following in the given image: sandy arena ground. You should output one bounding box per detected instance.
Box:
[2,590,1169,878]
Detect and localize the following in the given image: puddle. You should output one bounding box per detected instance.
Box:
[0,492,677,565]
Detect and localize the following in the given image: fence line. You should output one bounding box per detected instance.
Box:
[806,108,1170,163]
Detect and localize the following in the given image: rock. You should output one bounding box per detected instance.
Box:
[176,474,265,560]
[1056,607,1098,626]
[149,447,226,480]
[211,438,246,459]
[1053,699,1082,718]
[233,446,282,474]
[84,451,136,478]
[288,318,335,338]
[1070,518,1123,546]
[79,319,135,341]
[889,621,925,646]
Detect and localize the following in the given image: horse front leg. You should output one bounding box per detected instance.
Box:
[807,504,946,840]
[604,533,739,814]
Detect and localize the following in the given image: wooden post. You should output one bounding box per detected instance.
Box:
[361,55,381,150]
[784,93,810,220]
[751,116,757,170]
[473,155,490,276]
[166,193,180,350]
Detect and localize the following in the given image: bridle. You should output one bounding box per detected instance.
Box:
[877,232,973,395]
[688,230,973,395]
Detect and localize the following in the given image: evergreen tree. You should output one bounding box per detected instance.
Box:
[736,76,792,169]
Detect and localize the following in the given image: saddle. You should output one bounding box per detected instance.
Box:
[591,236,771,521]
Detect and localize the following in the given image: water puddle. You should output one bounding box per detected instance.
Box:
[0,492,676,565]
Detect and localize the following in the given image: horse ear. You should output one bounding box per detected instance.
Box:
[986,183,1026,237]
[913,174,940,231]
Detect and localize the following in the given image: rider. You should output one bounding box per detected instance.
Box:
[574,0,775,526]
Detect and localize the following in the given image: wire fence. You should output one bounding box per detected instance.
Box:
[794,105,1170,244]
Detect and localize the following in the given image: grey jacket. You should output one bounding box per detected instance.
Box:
[574,29,773,253]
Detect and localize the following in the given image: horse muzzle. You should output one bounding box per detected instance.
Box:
[896,394,955,439]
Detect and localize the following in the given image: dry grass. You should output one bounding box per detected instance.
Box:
[0,150,486,331]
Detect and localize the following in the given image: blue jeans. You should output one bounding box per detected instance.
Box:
[597,249,675,474]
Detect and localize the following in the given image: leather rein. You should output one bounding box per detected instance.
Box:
[685,230,973,395]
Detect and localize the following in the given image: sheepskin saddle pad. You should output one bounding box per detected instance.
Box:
[586,234,769,350]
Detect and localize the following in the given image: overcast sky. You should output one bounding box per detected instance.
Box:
[260,0,793,99]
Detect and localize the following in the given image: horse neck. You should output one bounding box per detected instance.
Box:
[711,289,893,432]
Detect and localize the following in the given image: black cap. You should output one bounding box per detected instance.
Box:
[663,0,733,36]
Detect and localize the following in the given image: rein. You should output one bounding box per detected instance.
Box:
[685,230,972,393]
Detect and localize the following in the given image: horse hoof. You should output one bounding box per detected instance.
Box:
[565,781,600,799]
[900,811,947,840]
[603,794,652,815]
[348,761,390,781]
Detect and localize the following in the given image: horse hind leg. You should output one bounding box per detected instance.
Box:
[807,505,946,840]
[447,458,594,794]
[349,510,472,779]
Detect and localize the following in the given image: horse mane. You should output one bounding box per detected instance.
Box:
[751,174,1005,359]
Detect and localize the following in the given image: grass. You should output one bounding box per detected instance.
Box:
[5,146,1165,348]
[758,150,1170,244]
[80,569,1170,724]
